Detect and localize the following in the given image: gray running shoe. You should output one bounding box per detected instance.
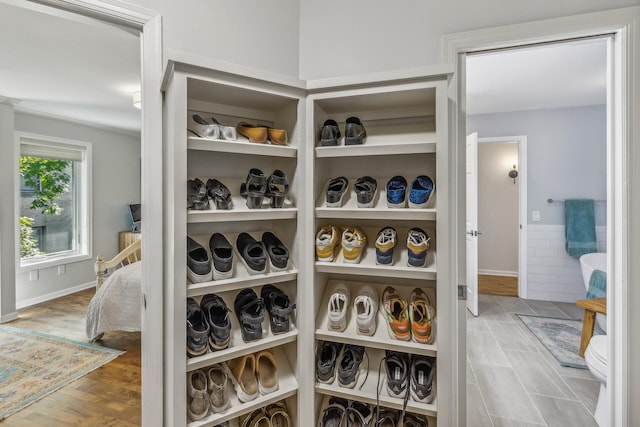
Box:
[338,345,366,388]
[208,233,233,280]
[187,237,212,283]
[236,232,267,274]
[316,341,344,383]
[385,350,409,399]
[410,355,436,403]
[206,363,229,413]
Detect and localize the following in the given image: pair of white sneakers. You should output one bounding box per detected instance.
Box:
[327,283,377,336]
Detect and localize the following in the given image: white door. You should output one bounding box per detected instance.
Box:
[466,132,479,316]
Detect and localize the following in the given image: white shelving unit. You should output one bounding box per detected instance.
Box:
[308,75,453,426]
[164,64,306,427]
[163,61,456,426]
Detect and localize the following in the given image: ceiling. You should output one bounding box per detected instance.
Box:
[466,38,608,115]
[0,3,141,134]
[0,3,606,131]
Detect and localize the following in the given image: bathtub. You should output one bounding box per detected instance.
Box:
[579,252,607,331]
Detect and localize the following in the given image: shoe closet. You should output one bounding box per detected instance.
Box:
[163,61,456,426]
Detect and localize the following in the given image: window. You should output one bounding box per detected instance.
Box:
[17,132,92,269]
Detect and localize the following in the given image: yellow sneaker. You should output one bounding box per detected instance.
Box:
[315,225,340,262]
[341,226,367,264]
[409,288,436,344]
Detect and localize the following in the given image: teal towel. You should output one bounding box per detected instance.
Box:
[565,199,597,258]
[587,269,606,299]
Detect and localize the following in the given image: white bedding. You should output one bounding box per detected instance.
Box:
[86,261,142,341]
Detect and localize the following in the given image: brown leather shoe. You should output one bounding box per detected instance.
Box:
[236,122,268,143]
[258,124,288,145]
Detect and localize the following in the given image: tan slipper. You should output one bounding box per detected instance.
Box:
[228,353,258,402]
[236,122,268,143]
[255,349,278,394]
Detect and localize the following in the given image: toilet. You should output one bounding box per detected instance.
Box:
[584,334,608,426]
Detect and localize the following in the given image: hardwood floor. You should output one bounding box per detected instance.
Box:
[478,274,518,297]
[3,289,141,426]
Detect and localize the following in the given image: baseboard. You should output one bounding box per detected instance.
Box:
[478,269,518,277]
[16,281,96,310]
[1,312,18,323]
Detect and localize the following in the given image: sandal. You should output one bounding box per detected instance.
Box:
[228,354,259,403]
[188,114,221,139]
[240,408,270,427]
[265,401,291,427]
[240,168,267,209]
[234,288,265,342]
[210,116,237,140]
[255,349,278,394]
[261,284,296,333]
[187,178,209,210]
[205,178,232,210]
[266,170,289,208]
[236,122,268,143]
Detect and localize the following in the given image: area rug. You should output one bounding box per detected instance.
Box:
[516,314,588,369]
[0,324,124,419]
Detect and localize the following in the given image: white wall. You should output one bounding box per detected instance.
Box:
[468,105,607,226]
[13,113,140,306]
[477,143,518,275]
[122,0,300,78]
[528,224,606,302]
[298,0,638,80]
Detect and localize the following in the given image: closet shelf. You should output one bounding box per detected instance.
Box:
[187,328,298,372]
[188,347,298,427]
[315,141,435,158]
[188,136,298,158]
[187,206,297,223]
[315,176,436,220]
[315,281,437,357]
[315,348,437,417]
[315,249,436,281]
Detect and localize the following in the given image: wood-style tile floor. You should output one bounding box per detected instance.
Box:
[467,294,600,427]
[478,275,518,297]
[2,289,141,426]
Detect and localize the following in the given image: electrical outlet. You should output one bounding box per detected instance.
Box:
[532,210,541,222]
[29,270,39,281]
[58,265,66,275]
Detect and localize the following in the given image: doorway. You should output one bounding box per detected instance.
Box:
[462,38,610,426]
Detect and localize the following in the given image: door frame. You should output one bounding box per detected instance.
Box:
[444,7,638,426]
[10,1,164,426]
[476,135,527,299]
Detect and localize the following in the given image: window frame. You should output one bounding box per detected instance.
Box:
[15,132,92,272]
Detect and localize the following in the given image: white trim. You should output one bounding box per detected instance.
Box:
[478,269,517,277]
[15,2,164,427]
[477,135,528,299]
[16,279,95,310]
[444,7,637,426]
[18,253,91,272]
[0,312,18,323]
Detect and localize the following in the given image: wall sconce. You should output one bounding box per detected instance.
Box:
[508,164,518,184]
[132,91,141,109]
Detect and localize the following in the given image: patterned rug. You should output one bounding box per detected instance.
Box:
[516,314,588,369]
[0,324,124,419]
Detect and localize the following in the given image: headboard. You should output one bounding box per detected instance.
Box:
[95,239,141,290]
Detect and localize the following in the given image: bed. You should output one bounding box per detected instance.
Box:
[86,239,142,341]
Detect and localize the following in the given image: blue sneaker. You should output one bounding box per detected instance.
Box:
[408,175,435,209]
[386,176,407,208]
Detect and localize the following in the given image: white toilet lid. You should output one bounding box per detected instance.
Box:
[586,335,607,376]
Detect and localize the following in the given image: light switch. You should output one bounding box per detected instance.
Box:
[532,210,541,222]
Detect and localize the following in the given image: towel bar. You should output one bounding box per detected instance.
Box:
[547,198,606,203]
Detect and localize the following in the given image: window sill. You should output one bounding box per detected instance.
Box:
[18,252,92,273]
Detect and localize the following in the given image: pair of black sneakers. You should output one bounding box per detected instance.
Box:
[237,231,289,274]
[234,285,296,343]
